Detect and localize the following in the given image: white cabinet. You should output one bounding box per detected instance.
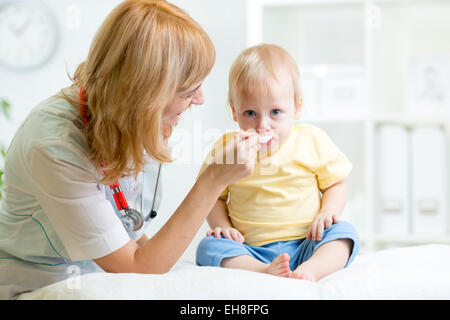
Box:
[411,126,448,236]
[247,0,450,252]
[375,124,409,236]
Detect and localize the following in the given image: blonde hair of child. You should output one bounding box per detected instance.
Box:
[228,44,302,111]
[65,0,215,185]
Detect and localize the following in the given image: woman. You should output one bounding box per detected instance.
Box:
[0,0,259,299]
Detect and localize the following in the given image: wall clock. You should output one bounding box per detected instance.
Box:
[0,0,59,71]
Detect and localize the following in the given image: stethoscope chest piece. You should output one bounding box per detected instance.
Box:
[121,208,144,232]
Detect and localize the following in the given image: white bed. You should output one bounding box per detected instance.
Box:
[16,244,450,300]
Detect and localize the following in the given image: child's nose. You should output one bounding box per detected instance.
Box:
[256,116,270,131]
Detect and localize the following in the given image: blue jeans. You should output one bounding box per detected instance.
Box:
[196,221,360,270]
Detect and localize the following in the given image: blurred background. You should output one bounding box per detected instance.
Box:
[0,0,449,263]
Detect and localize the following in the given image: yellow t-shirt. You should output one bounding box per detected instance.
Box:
[198,124,352,246]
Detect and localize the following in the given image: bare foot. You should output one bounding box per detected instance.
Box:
[291,263,318,282]
[265,253,291,278]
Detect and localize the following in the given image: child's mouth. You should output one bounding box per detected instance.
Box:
[259,135,273,145]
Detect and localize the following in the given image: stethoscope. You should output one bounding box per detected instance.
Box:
[80,88,161,232]
[110,162,162,232]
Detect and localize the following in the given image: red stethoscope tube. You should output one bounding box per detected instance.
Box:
[80,87,130,211]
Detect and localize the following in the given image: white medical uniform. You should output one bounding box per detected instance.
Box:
[0,88,162,299]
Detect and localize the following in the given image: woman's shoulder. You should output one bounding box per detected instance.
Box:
[32,87,82,126]
[9,88,93,168]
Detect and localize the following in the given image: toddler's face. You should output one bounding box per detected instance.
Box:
[230,69,301,151]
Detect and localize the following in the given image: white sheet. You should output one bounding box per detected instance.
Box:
[16,244,450,300]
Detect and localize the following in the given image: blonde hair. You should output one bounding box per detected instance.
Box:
[228,44,302,110]
[66,0,215,185]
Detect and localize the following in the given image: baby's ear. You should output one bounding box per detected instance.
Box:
[294,97,303,120]
[230,102,238,122]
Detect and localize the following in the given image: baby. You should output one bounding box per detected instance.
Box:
[196,44,360,281]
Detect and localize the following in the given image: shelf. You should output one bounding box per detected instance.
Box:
[372,113,450,127]
[249,0,450,253]
[298,113,450,126]
[259,0,365,6]
[258,0,450,6]
[261,3,365,66]
[371,0,450,5]
[300,115,369,123]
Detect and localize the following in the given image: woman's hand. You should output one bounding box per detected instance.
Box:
[207,227,245,244]
[306,211,340,241]
[207,131,260,187]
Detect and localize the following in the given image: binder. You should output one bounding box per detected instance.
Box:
[376,124,409,235]
[411,126,448,236]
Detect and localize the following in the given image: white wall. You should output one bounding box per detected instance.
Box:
[0,0,248,263]
[0,0,122,142]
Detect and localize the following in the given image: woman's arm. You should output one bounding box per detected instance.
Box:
[94,131,259,274]
[136,234,149,247]
[94,167,225,274]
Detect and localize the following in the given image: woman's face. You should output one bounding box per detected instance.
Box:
[163,83,205,125]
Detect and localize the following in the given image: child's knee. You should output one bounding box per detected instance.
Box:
[196,236,215,264]
[196,235,232,266]
[196,235,249,267]
[333,220,356,232]
[331,221,359,242]
[324,221,360,264]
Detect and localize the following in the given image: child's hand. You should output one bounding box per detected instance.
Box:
[306,212,340,241]
[207,227,245,244]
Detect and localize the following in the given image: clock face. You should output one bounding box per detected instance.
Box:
[0,1,58,71]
